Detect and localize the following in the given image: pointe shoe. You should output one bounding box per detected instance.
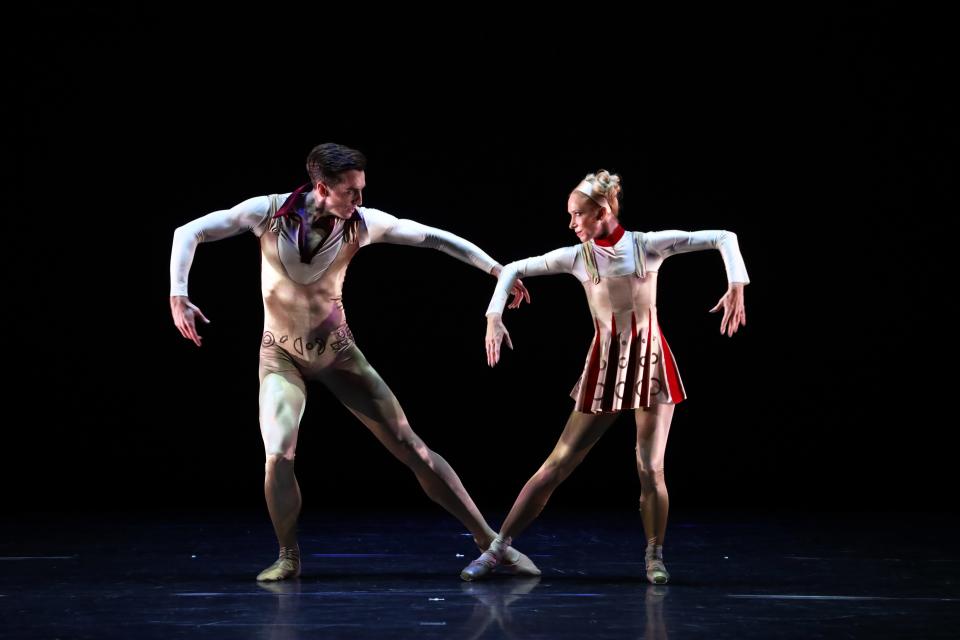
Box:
[496,547,541,577]
[460,550,501,581]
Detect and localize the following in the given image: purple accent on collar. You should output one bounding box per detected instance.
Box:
[274,183,312,218]
[272,184,363,263]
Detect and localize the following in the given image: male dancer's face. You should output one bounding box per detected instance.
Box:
[567,193,607,242]
[316,169,366,219]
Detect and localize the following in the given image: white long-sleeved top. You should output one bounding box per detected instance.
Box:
[170,191,499,297]
[487,228,749,316]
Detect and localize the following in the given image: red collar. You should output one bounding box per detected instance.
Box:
[594,225,625,247]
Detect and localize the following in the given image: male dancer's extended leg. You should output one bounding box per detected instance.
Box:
[318,344,538,575]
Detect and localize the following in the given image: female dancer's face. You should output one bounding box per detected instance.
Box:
[567,192,607,242]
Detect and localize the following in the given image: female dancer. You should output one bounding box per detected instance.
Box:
[461,170,749,584]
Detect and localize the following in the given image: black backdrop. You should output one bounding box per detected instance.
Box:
[11,5,954,516]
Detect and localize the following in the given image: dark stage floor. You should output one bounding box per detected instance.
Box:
[1,510,956,638]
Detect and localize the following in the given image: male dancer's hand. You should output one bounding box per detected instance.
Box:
[485,314,513,367]
[507,279,531,309]
[708,283,746,337]
[170,295,211,347]
[490,265,532,309]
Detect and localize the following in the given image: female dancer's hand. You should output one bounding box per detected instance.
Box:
[485,314,514,367]
[708,283,746,337]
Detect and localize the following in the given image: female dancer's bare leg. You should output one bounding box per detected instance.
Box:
[635,402,675,583]
[461,410,617,580]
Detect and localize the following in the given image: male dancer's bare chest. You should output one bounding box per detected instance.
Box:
[302,227,328,255]
[301,215,337,254]
[258,228,358,339]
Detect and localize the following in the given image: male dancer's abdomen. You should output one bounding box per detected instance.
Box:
[260,271,355,371]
